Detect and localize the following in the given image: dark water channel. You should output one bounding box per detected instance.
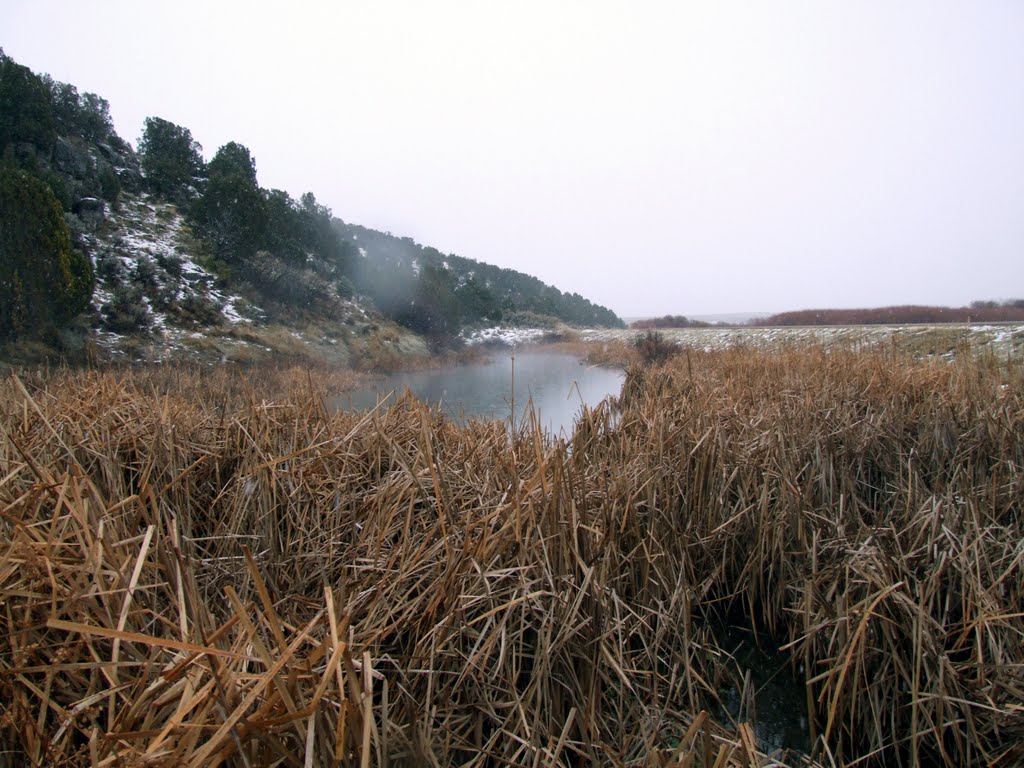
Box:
[714,625,811,758]
[336,350,624,436]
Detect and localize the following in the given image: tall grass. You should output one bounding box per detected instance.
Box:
[1,347,1021,766]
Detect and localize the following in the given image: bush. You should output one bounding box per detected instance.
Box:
[239,250,333,309]
[177,292,223,327]
[335,275,356,299]
[631,330,678,366]
[98,163,120,206]
[101,284,151,333]
[154,251,184,279]
[131,257,159,292]
[0,167,93,339]
[503,310,560,329]
[94,249,124,284]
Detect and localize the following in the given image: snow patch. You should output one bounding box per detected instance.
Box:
[464,327,550,346]
[90,193,262,339]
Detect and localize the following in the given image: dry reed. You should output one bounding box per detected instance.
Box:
[1,347,1021,766]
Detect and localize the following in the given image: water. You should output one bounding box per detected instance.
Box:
[715,625,811,757]
[334,351,624,437]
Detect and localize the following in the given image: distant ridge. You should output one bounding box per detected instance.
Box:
[755,304,1024,326]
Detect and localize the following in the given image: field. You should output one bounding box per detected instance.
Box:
[1,342,1022,766]
[581,322,1024,359]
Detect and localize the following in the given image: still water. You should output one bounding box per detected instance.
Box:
[336,351,623,436]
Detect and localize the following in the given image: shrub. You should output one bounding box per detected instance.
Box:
[177,292,223,327]
[154,251,184,279]
[631,329,678,366]
[101,284,151,333]
[0,167,93,339]
[131,257,159,292]
[94,249,124,284]
[239,250,333,309]
[334,275,355,299]
[98,163,121,206]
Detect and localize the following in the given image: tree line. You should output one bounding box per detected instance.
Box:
[630,315,713,330]
[755,302,1024,327]
[339,224,624,343]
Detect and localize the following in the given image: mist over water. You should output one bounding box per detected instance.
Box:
[337,351,623,437]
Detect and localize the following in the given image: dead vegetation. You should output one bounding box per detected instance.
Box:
[1,347,1022,766]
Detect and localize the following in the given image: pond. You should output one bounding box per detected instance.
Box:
[335,350,624,436]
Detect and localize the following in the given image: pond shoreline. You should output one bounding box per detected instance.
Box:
[335,349,625,437]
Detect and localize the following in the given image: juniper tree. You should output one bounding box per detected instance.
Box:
[0,167,93,338]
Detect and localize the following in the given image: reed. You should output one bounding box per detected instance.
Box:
[1,346,1021,766]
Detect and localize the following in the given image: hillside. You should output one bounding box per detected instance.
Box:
[0,50,623,366]
[339,223,625,334]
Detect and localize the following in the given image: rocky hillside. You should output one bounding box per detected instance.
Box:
[8,135,424,366]
[82,192,418,366]
[1,50,623,367]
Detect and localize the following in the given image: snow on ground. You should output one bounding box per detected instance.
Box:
[580,324,1024,356]
[463,323,1024,356]
[84,194,265,359]
[463,327,551,346]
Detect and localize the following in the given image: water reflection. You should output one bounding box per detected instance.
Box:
[334,351,623,437]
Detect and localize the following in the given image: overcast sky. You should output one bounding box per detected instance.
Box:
[3,1,1022,317]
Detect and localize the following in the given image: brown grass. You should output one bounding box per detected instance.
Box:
[540,338,640,368]
[1,348,1022,766]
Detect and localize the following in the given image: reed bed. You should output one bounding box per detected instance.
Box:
[1,347,1021,766]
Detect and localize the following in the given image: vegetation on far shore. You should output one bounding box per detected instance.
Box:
[632,301,1024,331]
[755,301,1024,326]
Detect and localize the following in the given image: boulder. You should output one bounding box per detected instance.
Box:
[117,167,144,193]
[96,143,118,163]
[72,197,105,231]
[54,137,91,178]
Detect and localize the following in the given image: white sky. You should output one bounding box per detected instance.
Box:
[3,1,1022,316]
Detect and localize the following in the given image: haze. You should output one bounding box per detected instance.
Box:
[3,1,1022,317]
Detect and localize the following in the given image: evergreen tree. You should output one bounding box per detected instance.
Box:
[43,76,114,142]
[193,141,266,262]
[397,264,462,342]
[456,277,502,324]
[137,116,204,198]
[296,192,353,274]
[0,52,56,153]
[263,189,306,265]
[0,168,93,338]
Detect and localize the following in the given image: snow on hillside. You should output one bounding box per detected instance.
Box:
[81,193,263,359]
[70,192,413,364]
